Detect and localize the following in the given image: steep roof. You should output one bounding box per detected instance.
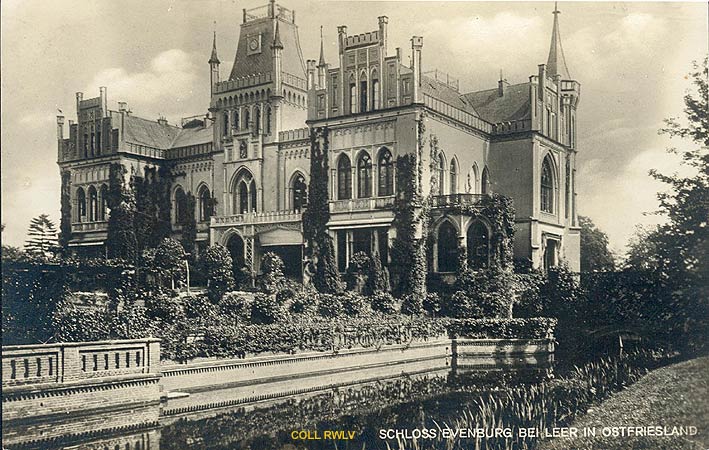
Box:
[464,82,531,123]
[228,18,306,81]
[547,6,571,79]
[421,75,479,116]
[123,115,212,150]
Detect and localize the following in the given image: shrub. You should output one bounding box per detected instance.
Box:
[448,317,557,339]
[512,270,546,318]
[345,252,370,293]
[259,252,286,294]
[111,305,155,339]
[423,292,442,316]
[276,286,297,304]
[220,291,253,322]
[317,293,344,318]
[454,267,514,318]
[365,252,389,295]
[203,244,235,302]
[446,291,484,319]
[250,293,284,324]
[342,292,369,317]
[370,292,397,315]
[401,293,424,316]
[153,238,187,289]
[52,302,112,342]
[183,294,219,322]
[144,293,185,324]
[289,291,318,315]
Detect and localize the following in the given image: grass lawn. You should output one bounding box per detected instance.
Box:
[539,356,709,450]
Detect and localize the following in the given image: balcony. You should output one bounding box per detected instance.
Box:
[431,194,484,208]
[71,221,108,233]
[211,210,302,227]
[329,196,395,213]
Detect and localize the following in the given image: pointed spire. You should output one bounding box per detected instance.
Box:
[318,26,326,67]
[272,21,284,49]
[546,1,571,79]
[209,24,220,64]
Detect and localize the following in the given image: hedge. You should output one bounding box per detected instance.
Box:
[447,318,557,339]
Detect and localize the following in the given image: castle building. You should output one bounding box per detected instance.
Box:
[57,1,580,278]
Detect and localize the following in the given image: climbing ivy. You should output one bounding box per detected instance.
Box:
[106,163,137,262]
[179,192,197,258]
[303,126,342,293]
[59,170,72,253]
[390,114,428,300]
[131,165,175,256]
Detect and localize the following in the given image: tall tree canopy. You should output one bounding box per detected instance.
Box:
[579,215,615,272]
[24,214,59,258]
[626,58,708,352]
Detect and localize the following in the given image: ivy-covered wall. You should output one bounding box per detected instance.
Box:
[303,126,341,293]
[106,163,137,262]
[59,170,72,253]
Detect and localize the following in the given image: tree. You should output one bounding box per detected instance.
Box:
[153,238,187,290]
[579,215,615,272]
[204,244,235,302]
[106,163,138,262]
[626,58,709,353]
[24,214,59,258]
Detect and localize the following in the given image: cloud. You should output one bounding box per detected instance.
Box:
[83,49,198,115]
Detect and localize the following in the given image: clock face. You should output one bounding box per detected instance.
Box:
[249,39,258,51]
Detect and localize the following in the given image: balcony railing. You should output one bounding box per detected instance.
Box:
[212,210,303,226]
[330,196,395,213]
[431,193,485,208]
[71,221,108,232]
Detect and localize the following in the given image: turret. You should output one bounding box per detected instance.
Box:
[209,30,221,95]
[411,36,423,103]
[56,115,65,141]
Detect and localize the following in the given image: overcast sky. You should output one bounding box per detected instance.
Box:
[1,0,707,255]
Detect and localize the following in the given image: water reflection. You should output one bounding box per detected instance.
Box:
[4,363,551,450]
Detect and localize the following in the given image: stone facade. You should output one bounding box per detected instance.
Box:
[57,1,580,275]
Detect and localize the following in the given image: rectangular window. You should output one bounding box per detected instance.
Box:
[349,84,357,114]
[96,131,101,153]
[352,229,372,256]
[377,228,388,265]
[360,81,368,113]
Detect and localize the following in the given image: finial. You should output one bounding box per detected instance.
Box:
[209,22,220,64]
[553,1,560,15]
[499,69,503,81]
[318,26,326,66]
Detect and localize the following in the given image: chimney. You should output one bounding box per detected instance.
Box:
[56,115,65,140]
[337,26,347,55]
[306,59,317,90]
[378,16,388,50]
[396,47,401,61]
[411,36,423,103]
[157,116,168,126]
[99,86,108,118]
[118,102,128,113]
[538,64,547,100]
[68,119,75,127]
[75,92,83,114]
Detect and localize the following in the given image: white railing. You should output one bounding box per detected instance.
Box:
[71,221,108,232]
[212,210,302,226]
[330,196,395,213]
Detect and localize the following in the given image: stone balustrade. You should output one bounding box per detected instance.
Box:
[71,220,108,232]
[330,196,395,213]
[211,210,302,226]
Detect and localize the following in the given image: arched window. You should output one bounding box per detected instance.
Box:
[234,110,240,131]
[349,75,356,114]
[338,154,352,200]
[541,155,555,213]
[360,72,368,113]
[372,75,380,110]
[254,107,261,134]
[437,221,458,272]
[266,106,272,134]
[198,186,212,222]
[565,157,571,219]
[99,184,108,220]
[357,152,372,198]
[88,186,98,221]
[467,221,490,269]
[237,181,249,214]
[76,187,86,222]
[174,187,186,224]
[227,234,246,276]
[244,108,251,129]
[292,173,308,212]
[223,111,229,136]
[437,154,446,195]
[250,179,257,212]
[450,159,458,195]
[378,148,394,196]
[481,166,490,194]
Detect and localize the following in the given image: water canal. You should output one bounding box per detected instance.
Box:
[4,359,552,450]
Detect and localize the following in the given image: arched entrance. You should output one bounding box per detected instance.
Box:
[226,234,246,281]
[437,221,458,273]
[467,221,490,269]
